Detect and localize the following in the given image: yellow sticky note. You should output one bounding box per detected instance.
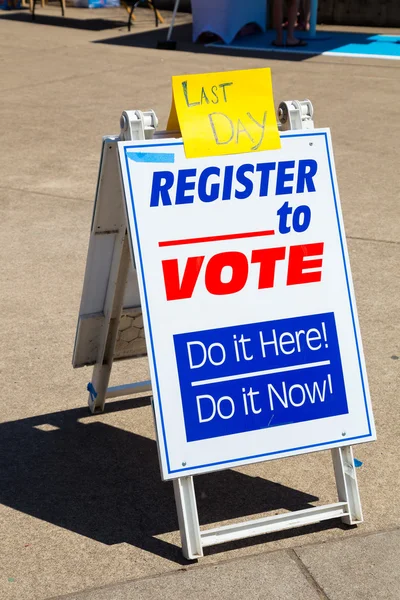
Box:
[166,68,281,158]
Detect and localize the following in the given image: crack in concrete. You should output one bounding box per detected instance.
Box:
[0,185,91,204]
[290,548,331,600]
[347,234,399,245]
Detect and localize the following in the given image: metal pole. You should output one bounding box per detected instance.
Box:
[309,0,318,38]
[167,0,180,42]
[173,477,203,559]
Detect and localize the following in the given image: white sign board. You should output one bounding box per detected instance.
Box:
[118,129,375,481]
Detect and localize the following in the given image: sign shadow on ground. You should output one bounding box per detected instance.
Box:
[0,397,348,563]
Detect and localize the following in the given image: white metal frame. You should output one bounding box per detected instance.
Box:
[75,101,363,559]
[173,444,362,559]
[75,110,159,414]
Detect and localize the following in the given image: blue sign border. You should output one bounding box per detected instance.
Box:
[123,132,372,476]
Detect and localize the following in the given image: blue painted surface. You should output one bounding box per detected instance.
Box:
[127,151,175,164]
[174,312,348,442]
[209,32,400,59]
[86,382,98,404]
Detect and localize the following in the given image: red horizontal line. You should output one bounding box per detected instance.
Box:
[159,229,275,247]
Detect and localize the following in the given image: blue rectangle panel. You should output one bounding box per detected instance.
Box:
[174,312,348,442]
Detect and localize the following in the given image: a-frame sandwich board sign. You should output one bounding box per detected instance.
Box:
[73,102,375,559]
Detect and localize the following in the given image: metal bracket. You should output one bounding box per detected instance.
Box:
[278,99,314,131]
[120,110,158,142]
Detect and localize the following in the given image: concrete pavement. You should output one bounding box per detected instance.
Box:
[53,528,400,600]
[0,7,399,600]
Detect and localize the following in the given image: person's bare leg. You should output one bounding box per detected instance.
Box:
[287,0,305,45]
[273,0,284,45]
[300,0,311,30]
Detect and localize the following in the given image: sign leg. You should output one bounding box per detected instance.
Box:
[173,477,203,559]
[88,234,130,413]
[167,0,180,42]
[331,446,363,525]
